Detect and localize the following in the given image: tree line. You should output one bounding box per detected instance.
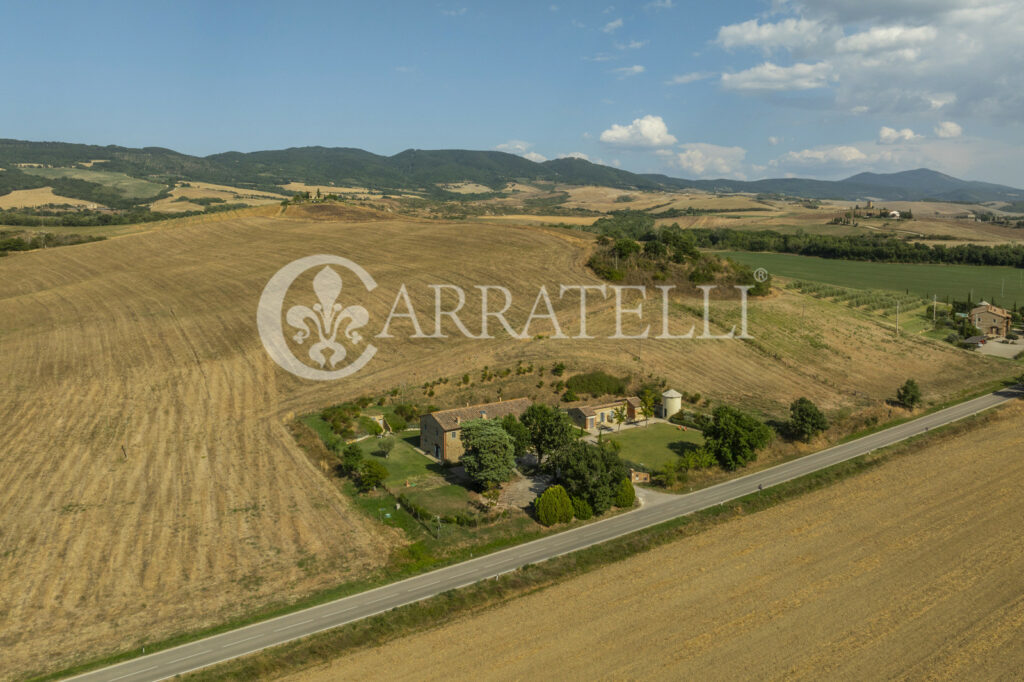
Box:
[689,228,1024,268]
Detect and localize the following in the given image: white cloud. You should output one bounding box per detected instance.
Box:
[836,25,937,52]
[721,61,833,91]
[496,140,546,162]
[602,18,623,33]
[615,40,646,49]
[665,71,714,85]
[934,120,963,138]
[611,64,645,77]
[674,143,748,178]
[878,126,920,144]
[558,152,591,160]
[716,18,828,51]
[768,136,780,145]
[777,145,868,165]
[645,0,673,8]
[440,7,467,16]
[599,115,678,147]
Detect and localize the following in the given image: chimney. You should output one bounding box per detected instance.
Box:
[454,416,460,425]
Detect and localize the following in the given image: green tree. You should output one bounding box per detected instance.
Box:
[459,418,516,487]
[534,484,574,526]
[639,391,656,426]
[356,459,388,492]
[896,379,922,408]
[700,405,773,470]
[520,403,577,466]
[338,443,364,476]
[500,414,532,458]
[614,478,636,508]
[375,436,396,458]
[787,397,829,442]
[613,404,627,432]
[549,441,627,515]
[571,496,593,520]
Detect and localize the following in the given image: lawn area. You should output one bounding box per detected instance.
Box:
[719,251,1024,303]
[604,423,704,472]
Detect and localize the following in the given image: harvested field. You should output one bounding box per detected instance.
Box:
[477,214,599,226]
[288,403,1024,682]
[0,208,1009,677]
[150,182,285,213]
[0,186,102,209]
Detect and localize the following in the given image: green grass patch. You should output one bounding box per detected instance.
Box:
[20,167,166,199]
[720,251,1024,303]
[603,423,704,471]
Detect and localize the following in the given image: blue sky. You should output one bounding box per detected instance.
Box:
[4,0,1022,185]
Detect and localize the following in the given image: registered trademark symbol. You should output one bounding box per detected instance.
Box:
[753,267,769,283]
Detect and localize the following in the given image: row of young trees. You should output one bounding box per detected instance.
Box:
[689,228,1024,268]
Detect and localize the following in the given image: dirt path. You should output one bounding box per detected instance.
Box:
[287,404,1024,681]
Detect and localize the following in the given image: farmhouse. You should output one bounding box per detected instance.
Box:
[568,397,642,430]
[419,397,531,463]
[629,468,651,484]
[970,302,1012,337]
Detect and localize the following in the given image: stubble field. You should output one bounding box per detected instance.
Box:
[0,204,1011,677]
[289,403,1024,682]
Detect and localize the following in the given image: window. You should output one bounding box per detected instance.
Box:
[451,431,457,440]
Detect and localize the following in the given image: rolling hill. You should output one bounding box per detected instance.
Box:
[1,139,1022,206]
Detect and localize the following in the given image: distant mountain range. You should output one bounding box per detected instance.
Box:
[1,139,1021,205]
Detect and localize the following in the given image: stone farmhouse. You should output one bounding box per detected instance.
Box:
[970,302,1012,337]
[419,398,531,464]
[567,397,642,430]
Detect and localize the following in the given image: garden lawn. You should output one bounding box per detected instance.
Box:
[605,423,704,472]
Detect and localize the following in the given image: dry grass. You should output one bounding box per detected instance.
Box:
[0,187,102,209]
[437,182,493,194]
[0,208,1009,678]
[150,183,286,213]
[287,403,1024,681]
[477,214,599,226]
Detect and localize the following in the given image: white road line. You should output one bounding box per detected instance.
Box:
[222,633,262,648]
[273,618,314,632]
[110,666,155,681]
[167,649,211,664]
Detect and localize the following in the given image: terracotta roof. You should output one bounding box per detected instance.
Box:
[423,397,531,431]
[572,397,639,417]
[970,304,1011,319]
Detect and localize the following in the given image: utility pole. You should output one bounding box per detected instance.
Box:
[896,301,900,336]
[933,295,937,323]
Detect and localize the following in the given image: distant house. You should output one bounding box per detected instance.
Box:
[888,210,901,219]
[629,468,650,484]
[568,397,641,430]
[963,336,987,349]
[419,398,531,463]
[970,302,1012,337]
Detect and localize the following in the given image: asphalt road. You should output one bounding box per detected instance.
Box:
[69,386,1022,682]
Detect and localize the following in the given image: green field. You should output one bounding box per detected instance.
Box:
[720,251,1024,304]
[604,423,704,472]
[21,166,166,198]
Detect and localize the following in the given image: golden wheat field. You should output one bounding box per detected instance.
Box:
[0,205,1011,677]
[289,403,1024,682]
[0,187,101,209]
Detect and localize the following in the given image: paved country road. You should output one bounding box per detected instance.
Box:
[68,386,1022,682]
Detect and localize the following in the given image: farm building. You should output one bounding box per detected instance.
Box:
[568,397,641,430]
[629,468,651,484]
[888,210,901,219]
[970,302,1012,337]
[419,397,531,463]
[657,389,682,418]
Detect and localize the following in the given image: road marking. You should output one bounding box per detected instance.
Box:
[364,594,392,604]
[167,649,211,664]
[273,618,314,632]
[222,633,262,648]
[110,666,155,681]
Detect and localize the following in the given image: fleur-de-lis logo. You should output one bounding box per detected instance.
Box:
[286,266,369,368]
[258,255,378,381]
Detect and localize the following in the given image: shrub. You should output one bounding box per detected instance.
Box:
[614,478,636,508]
[356,459,388,492]
[571,496,593,520]
[534,484,574,526]
[338,443,363,476]
[786,397,828,442]
[359,416,383,436]
[565,370,628,398]
[384,413,407,431]
[896,378,922,408]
